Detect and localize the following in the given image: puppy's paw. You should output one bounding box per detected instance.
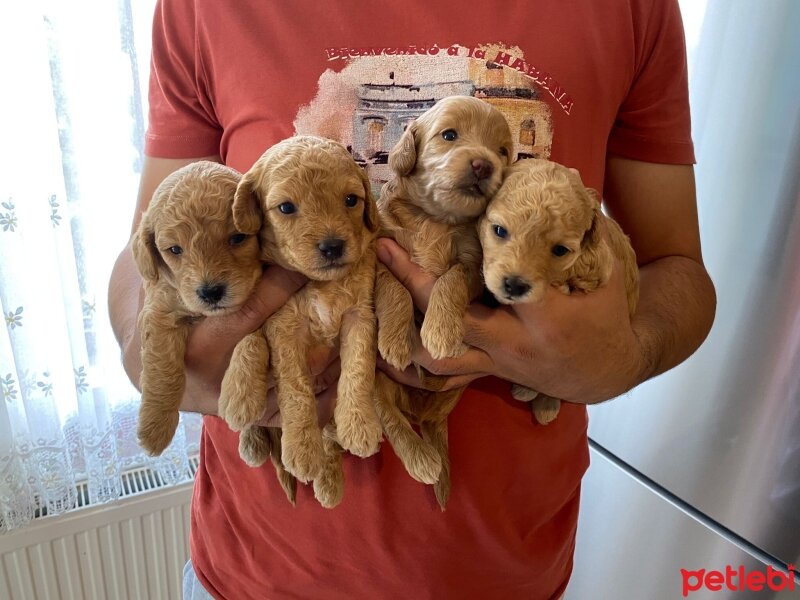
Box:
[397,440,442,484]
[335,406,383,458]
[420,314,467,360]
[238,427,270,467]
[137,409,179,456]
[313,463,345,509]
[533,395,561,425]
[281,428,325,483]
[378,327,413,371]
[511,384,539,402]
[218,382,265,432]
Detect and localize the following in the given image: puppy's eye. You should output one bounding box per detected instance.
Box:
[492,224,508,239]
[278,202,296,215]
[441,129,458,142]
[344,194,359,208]
[499,147,509,158]
[552,245,570,257]
[229,233,248,246]
[167,245,183,256]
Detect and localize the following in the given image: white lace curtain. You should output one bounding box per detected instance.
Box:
[0,0,201,533]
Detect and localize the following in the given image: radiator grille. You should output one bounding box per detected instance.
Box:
[27,456,199,521]
[0,460,199,600]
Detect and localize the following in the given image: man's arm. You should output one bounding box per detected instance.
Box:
[376,158,717,404]
[604,156,716,384]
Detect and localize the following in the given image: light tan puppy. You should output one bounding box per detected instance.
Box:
[479,158,639,424]
[376,96,513,507]
[220,136,382,508]
[132,161,262,456]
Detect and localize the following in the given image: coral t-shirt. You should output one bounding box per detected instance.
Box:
[145,1,694,598]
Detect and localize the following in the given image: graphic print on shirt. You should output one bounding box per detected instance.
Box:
[294,43,574,194]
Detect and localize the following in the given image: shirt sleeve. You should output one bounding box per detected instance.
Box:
[607,0,695,164]
[144,0,222,158]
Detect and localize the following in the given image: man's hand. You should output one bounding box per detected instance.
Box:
[375,158,717,405]
[259,352,341,427]
[376,239,644,403]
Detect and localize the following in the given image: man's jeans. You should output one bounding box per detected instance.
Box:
[183,560,214,600]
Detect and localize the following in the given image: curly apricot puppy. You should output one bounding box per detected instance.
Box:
[375,96,513,507]
[220,136,382,507]
[479,158,640,424]
[132,161,262,456]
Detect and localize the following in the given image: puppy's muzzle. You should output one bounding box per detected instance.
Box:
[465,158,498,197]
[471,159,494,181]
[318,238,345,261]
[197,282,227,305]
[502,275,531,300]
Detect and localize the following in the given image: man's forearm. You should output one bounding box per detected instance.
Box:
[630,255,716,385]
[109,244,145,390]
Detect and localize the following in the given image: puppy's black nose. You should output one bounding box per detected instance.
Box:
[318,238,345,260]
[472,159,494,180]
[503,276,531,298]
[197,283,226,304]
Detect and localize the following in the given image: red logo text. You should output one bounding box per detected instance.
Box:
[681,565,796,596]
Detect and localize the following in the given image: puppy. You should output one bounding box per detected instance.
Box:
[132,161,262,456]
[219,135,382,508]
[375,96,513,507]
[479,158,639,424]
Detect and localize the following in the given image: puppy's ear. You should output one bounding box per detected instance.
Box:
[585,208,604,248]
[357,167,380,233]
[131,217,161,282]
[389,121,418,176]
[569,203,613,289]
[233,165,264,235]
[582,190,604,248]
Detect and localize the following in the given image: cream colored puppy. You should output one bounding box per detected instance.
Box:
[220,136,382,507]
[132,161,261,456]
[375,96,513,507]
[479,159,639,424]
[379,95,512,363]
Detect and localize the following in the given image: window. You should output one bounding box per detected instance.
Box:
[0,0,199,533]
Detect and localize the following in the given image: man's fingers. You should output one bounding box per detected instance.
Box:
[313,357,341,393]
[377,358,484,391]
[259,389,281,427]
[308,345,340,377]
[190,266,306,356]
[258,384,338,429]
[462,302,519,351]
[315,386,337,426]
[410,345,494,377]
[233,266,307,331]
[376,238,436,311]
[186,267,306,366]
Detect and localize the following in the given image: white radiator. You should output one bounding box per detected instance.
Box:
[0,482,194,600]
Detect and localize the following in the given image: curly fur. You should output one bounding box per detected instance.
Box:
[479,158,639,424]
[132,161,262,456]
[375,96,513,507]
[219,135,381,508]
